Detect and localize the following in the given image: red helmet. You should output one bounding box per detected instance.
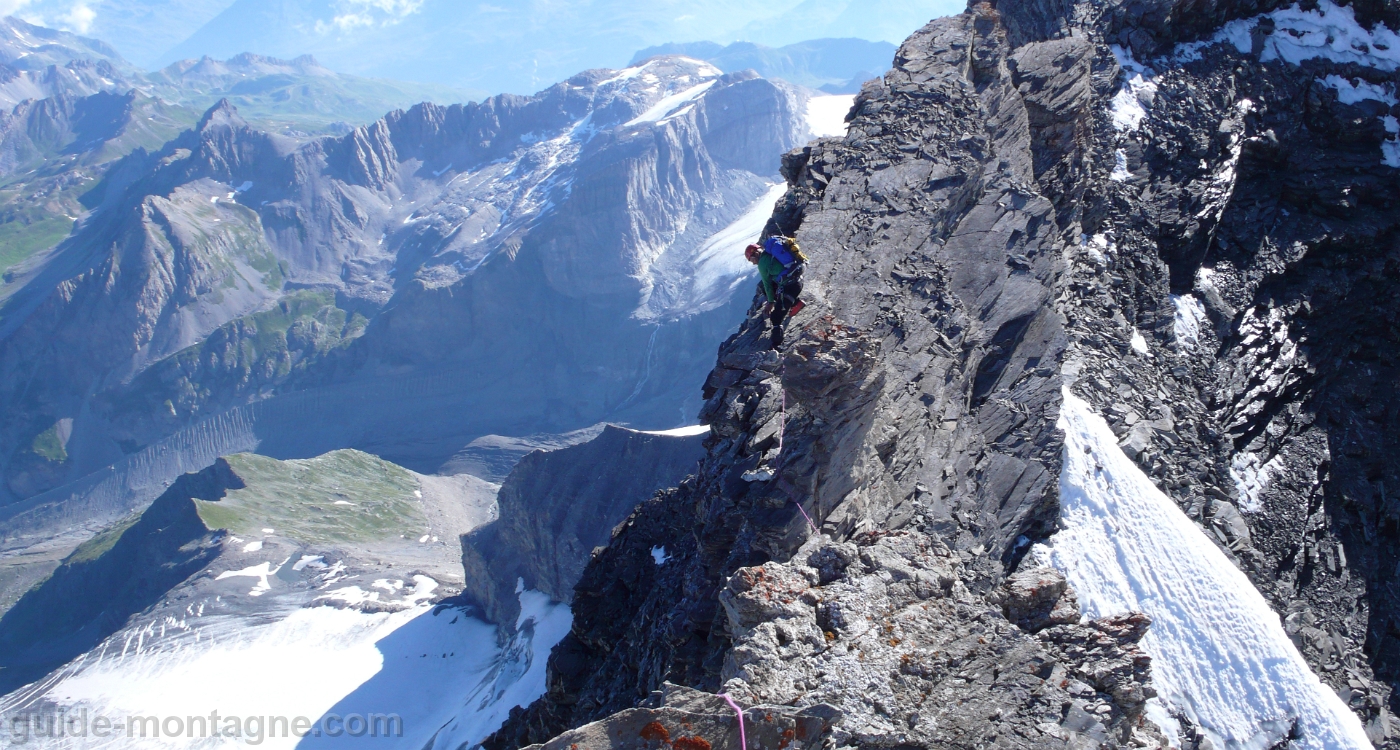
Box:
[744,243,762,263]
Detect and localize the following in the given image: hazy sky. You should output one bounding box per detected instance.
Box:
[9,0,966,93]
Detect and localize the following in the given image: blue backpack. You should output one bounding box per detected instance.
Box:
[763,236,805,271]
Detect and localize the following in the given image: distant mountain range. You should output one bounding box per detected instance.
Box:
[631,38,895,94]
[11,0,959,94]
[0,17,480,130]
[8,0,236,68]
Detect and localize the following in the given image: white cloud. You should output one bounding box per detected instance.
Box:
[0,0,34,16]
[316,0,423,34]
[57,2,94,33]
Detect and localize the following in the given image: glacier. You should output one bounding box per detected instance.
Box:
[805,94,856,138]
[0,591,571,749]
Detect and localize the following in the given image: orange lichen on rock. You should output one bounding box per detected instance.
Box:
[639,721,671,744]
[672,736,712,750]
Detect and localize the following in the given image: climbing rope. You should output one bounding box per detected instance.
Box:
[720,693,747,750]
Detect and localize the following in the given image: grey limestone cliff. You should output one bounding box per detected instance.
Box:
[461,425,707,627]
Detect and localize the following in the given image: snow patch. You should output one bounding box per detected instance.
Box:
[241,540,263,553]
[1230,451,1285,512]
[625,79,718,126]
[651,546,670,565]
[407,574,439,604]
[215,559,285,598]
[742,467,775,483]
[292,554,325,571]
[1110,148,1131,181]
[319,584,381,606]
[1322,75,1398,105]
[1261,1,1400,71]
[1130,330,1149,355]
[1174,18,1256,62]
[1110,45,1158,132]
[1172,294,1209,352]
[641,424,711,437]
[1037,390,1372,750]
[806,94,856,138]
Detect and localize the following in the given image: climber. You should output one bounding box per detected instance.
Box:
[745,235,806,348]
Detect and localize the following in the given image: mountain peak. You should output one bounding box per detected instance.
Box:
[196,98,246,131]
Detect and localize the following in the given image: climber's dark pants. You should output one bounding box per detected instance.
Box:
[769,266,804,348]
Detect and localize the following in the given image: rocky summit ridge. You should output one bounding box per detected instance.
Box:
[480,0,1400,748]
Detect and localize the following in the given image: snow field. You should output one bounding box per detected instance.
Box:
[424,590,572,750]
[642,424,712,437]
[24,590,571,749]
[1038,390,1372,750]
[805,94,856,138]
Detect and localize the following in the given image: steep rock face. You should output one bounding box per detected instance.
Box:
[0,459,232,693]
[489,0,1400,748]
[0,57,811,515]
[461,425,707,626]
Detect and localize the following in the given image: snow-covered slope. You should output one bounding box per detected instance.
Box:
[1039,391,1371,750]
[0,447,568,748]
[0,590,570,749]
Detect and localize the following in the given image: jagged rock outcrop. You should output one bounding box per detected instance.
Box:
[522,683,836,750]
[487,0,1400,747]
[461,425,707,626]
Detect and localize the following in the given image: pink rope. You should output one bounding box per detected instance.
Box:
[793,500,819,534]
[720,693,747,750]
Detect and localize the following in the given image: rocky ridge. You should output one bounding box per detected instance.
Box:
[486,0,1400,748]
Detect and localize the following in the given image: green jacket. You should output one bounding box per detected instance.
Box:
[756,252,786,303]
